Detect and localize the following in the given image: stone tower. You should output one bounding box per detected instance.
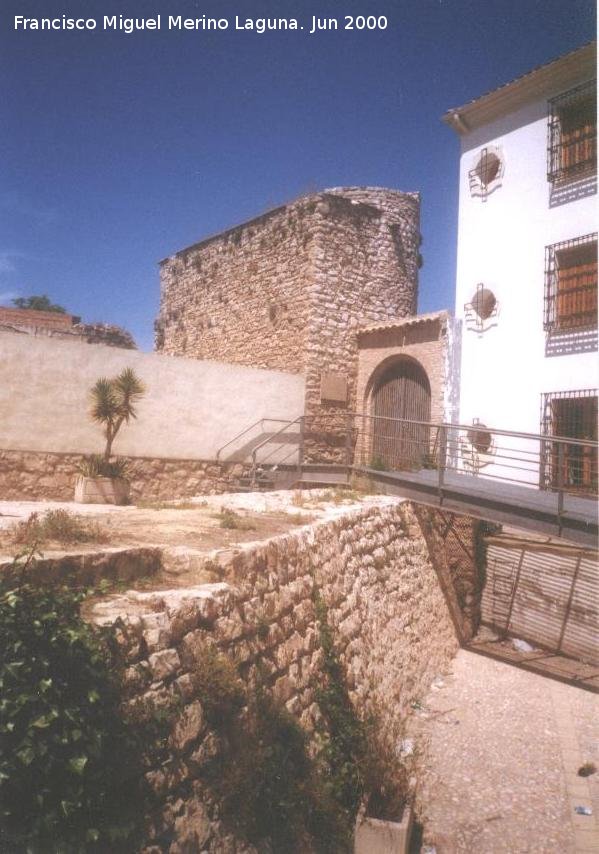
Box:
[156,187,420,426]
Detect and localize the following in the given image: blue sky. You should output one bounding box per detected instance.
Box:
[1,0,595,350]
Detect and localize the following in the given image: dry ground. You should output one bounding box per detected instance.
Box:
[408,649,599,853]
[0,490,398,589]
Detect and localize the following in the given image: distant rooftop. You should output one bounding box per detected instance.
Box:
[443,42,596,134]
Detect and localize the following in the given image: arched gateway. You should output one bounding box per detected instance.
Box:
[371,358,432,469]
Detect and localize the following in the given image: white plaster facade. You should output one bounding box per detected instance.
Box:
[445,44,597,486]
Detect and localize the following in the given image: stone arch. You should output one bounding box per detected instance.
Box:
[365,355,432,469]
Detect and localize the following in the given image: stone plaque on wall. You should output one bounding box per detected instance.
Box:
[320,372,348,404]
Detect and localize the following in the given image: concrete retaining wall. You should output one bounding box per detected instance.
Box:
[0,331,305,461]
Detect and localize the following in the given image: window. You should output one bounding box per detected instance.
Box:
[547,80,597,183]
[540,390,598,495]
[544,234,598,331]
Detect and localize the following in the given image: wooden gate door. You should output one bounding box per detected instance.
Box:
[372,359,431,469]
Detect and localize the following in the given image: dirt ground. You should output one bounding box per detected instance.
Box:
[408,649,599,853]
[0,490,399,584]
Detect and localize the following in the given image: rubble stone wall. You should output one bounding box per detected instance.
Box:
[0,449,251,502]
[88,501,459,852]
[156,187,420,426]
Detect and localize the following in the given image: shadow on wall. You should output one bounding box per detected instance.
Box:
[545,326,598,357]
[549,173,597,208]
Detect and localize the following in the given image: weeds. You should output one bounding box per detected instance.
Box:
[136,499,206,511]
[193,645,246,725]
[11,510,108,547]
[214,508,256,531]
[313,592,407,826]
[286,512,316,525]
[206,687,348,852]
[369,456,388,472]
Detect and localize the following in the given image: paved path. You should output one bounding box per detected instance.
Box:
[408,650,599,852]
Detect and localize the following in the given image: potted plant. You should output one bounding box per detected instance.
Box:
[74,367,146,505]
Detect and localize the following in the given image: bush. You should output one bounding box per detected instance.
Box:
[208,692,348,853]
[369,456,388,471]
[215,508,256,531]
[11,510,107,547]
[194,645,246,725]
[0,566,146,852]
[77,454,130,479]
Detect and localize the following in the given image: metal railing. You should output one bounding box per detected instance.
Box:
[350,412,598,500]
[248,416,304,485]
[216,410,598,511]
[215,417,294,461]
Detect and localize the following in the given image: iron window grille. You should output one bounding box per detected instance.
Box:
[540,389,598,495]
[544,233,598,332]
[547,79,597,183]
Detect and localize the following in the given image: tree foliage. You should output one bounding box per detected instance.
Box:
[89,368,146,462]
[0,562,146,852]
[11,294,67,314]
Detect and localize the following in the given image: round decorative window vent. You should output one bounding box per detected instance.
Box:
[470,287,497,320]
[467,422,492,454]
[468,146,504,200]
[474,151,501,186]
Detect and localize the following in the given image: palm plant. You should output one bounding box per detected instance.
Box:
[89,368,146,464]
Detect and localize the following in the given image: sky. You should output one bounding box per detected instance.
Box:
[1,0,595,351]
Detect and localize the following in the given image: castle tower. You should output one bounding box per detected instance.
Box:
[156,187,420,431]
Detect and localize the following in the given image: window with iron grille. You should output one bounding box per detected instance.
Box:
[544,233,597,331]
[547,80,597,183]
[540,389,598,495]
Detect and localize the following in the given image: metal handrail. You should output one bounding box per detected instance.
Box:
[351,411,599,450]
[216,417,293,460]
[250,416,303,468]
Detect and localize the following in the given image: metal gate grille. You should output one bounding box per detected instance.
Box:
[372,360,431,469]
[482,542,598,665]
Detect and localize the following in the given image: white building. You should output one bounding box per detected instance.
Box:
[444,42,597,494]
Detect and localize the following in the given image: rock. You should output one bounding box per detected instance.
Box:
[170,701,206,753]
[171,801,212,853]
[149,649,181,681]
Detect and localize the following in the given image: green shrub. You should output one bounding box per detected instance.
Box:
[369,456,388,471]
[207,692,347,853]
[77,454,130,479]
[215,508,256,531]
[314,593,406,825]
[313,593,369,822]
[194,645,245,725]
[11,509,107,547]
[0,565,146,852]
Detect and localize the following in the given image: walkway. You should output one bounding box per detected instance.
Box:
[356,466,598,548]
[408,649,599,853]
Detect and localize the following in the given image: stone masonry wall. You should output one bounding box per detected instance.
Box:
[88,501,459,852]
[0,450,251,502]
[156,187,420,428]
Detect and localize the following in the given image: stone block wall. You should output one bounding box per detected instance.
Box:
[156,187,420,425]
[0,449,251,502]
[88,501,459,852]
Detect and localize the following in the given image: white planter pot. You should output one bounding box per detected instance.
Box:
[74,475,130,506]
[354,806,413,854]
